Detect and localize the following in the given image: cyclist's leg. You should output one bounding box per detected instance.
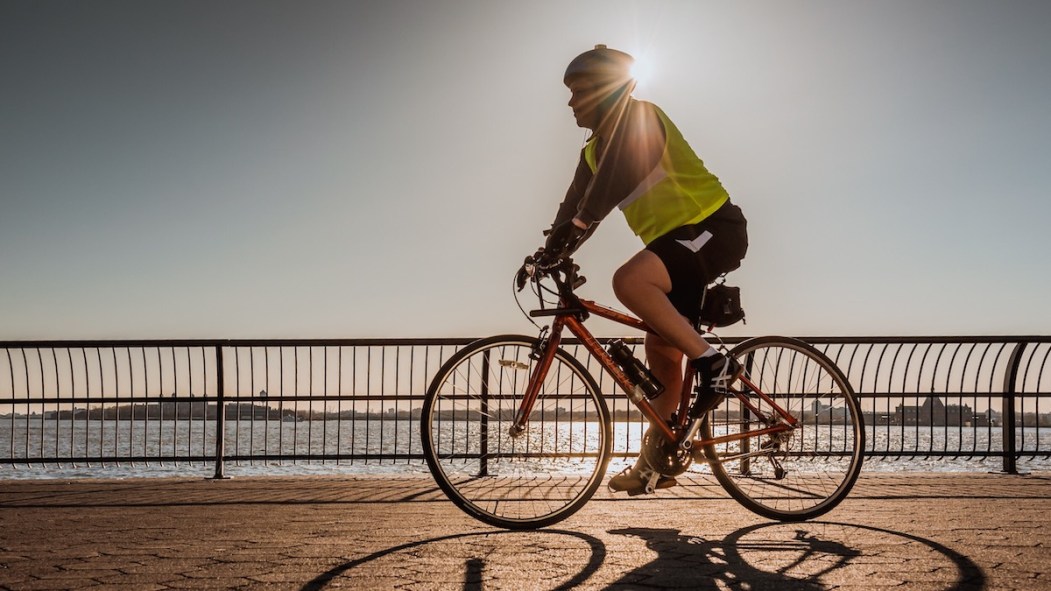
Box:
[638,209,748,399]
[612,250,712,364]
[614,248,747,424]
[609,253,706,494]
[608,349,688,493]
[644,331,684,420]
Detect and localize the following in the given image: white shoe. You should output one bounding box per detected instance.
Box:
[608,456,677,496]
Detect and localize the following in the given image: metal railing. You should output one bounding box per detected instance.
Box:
[804,337,1051,473]
[1,336,1049,476]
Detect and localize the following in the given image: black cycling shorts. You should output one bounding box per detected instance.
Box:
[645,200,749,326]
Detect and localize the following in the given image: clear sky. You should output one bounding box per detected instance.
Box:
[2,0,1050,341]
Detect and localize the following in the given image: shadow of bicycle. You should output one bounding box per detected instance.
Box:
[610,522,986,590]
[301,521,984,590]
[300,529,607,591]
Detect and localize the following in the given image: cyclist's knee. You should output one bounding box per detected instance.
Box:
[644,332,677,357]
[612,252,669,301]
[611,265,635,301]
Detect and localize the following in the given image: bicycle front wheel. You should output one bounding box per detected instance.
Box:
[701,336,865,521]
[421,335,612,529]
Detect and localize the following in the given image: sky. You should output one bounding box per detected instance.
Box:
[1,0,1050,341]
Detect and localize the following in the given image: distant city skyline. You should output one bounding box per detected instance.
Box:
[17,394,1051,429]
[2,1,1050,340]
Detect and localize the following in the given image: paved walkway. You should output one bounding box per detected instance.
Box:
[1,472,1049,590]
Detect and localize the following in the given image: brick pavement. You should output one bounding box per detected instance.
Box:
[0,472,1049,590]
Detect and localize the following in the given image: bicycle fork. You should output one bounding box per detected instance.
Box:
[508,325,561,438]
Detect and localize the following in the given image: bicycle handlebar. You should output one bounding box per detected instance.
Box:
[514,255,588,324]
[520,256,585,291]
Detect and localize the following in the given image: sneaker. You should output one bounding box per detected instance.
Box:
[608,456,677,496]
[689,354,743,418]
[704,353,743,391]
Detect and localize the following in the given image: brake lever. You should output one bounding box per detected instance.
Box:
[515,257,537,292]
[563,261,586,290]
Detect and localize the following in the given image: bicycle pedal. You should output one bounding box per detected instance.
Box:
[643,470,661,494]
[642,471,678,495]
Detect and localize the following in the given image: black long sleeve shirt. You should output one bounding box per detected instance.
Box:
[551,99,666,231]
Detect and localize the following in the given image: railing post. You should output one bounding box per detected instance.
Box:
[739,350,756,475]
[479,349,490,477]
[212,345,229,479]
[1002,341,1026,475]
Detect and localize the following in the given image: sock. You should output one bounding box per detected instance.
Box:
[697,347,718,360]
[689,348,718,371]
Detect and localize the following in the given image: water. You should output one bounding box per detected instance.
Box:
[0,419,1048,479]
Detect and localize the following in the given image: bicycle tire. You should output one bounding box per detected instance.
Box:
[421,335,612,529]
[700,336,865,521]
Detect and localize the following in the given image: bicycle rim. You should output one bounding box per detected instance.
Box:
[421,335,611,529]
[701,336,865,521]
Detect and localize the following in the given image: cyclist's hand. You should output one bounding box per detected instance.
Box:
[543,220,588,263]
[534,245,563,271]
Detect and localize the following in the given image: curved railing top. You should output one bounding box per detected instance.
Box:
[3,336,1050,397]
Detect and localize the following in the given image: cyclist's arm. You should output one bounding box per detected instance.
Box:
[575,102,665,227]
[545,157,600,256]
[550,155,592,230]
[547,102,663,241]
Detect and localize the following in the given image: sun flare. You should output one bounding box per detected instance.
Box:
[629,54,654,95]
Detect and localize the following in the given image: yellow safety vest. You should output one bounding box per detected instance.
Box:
[584,104,729,245]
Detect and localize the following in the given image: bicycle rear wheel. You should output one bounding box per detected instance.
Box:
[700,336,864,521]
[421,335,611,529]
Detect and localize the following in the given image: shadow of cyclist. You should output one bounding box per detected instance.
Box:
[609,527,828,590]
[610,522,985,591]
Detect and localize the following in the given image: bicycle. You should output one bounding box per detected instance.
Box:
[421,257,864,529]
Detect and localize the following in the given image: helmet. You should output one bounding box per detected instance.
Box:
[563,44,634,87]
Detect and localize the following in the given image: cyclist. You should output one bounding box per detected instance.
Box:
[528,45,749,494]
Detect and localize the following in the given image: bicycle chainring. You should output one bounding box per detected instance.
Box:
[640,425,692,477]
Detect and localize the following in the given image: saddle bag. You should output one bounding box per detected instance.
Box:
[699,281,746,328]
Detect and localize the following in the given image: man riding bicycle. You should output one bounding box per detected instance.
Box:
[528,45,749,495]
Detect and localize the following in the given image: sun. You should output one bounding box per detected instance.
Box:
[629,54,655,95]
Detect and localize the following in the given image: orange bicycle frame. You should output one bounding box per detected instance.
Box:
[512,280,797,450]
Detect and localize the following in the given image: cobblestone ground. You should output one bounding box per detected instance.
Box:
[0,472,1048,590]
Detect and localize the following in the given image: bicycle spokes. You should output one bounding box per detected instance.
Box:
[421,337,612,529]
[699,337,864,521]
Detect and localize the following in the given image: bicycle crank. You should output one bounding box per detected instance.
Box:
[640,425,693,477]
